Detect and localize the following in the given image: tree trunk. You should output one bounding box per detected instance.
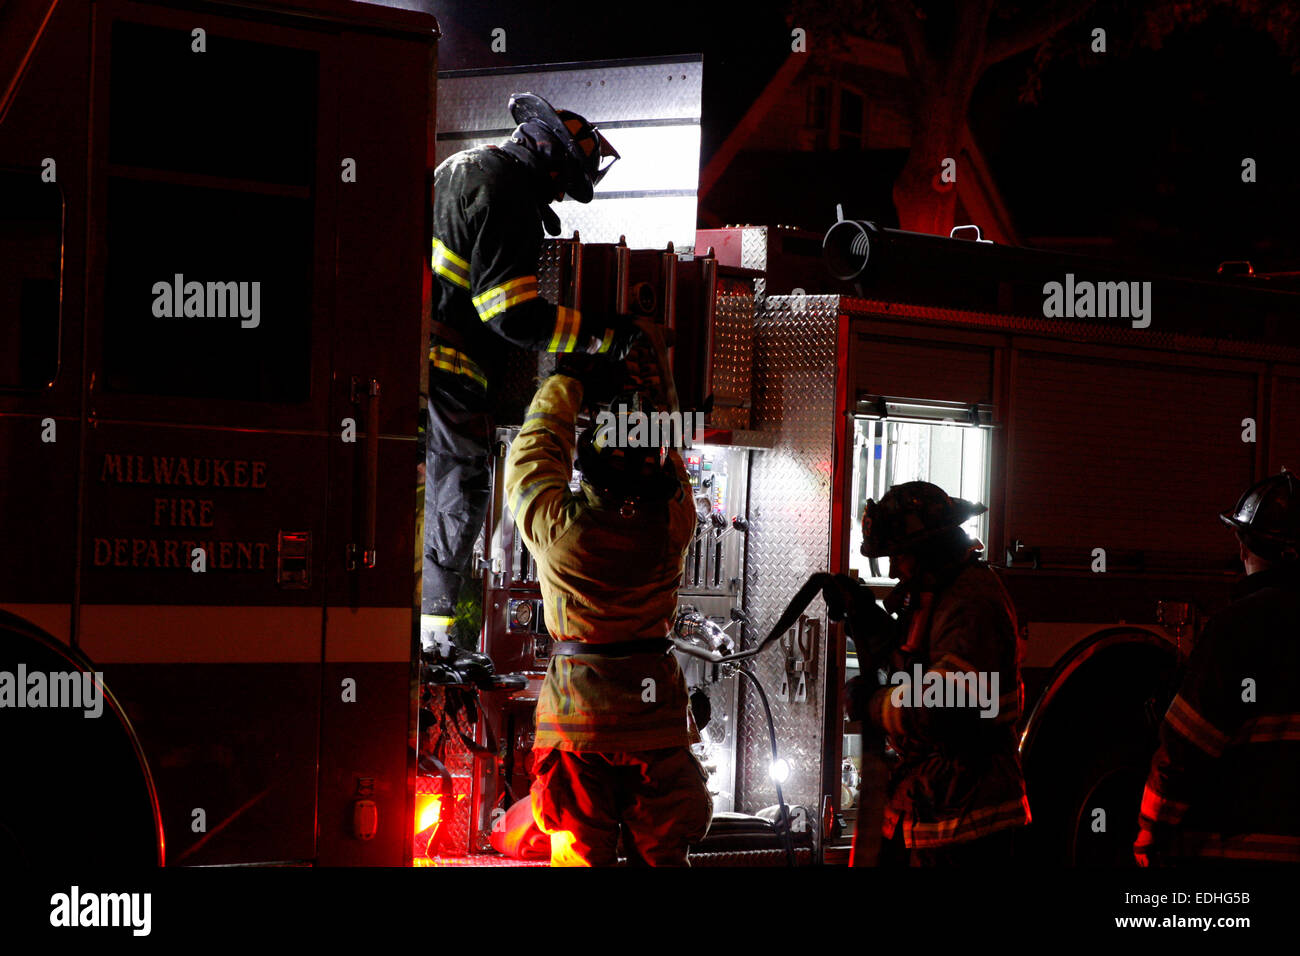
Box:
[891,90,964,235]
[887,0,993,236]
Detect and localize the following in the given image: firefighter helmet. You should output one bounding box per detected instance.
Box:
[1219,471,1300,561]
[507,92,619,203]
[860,480,985,558]
[576,413,678,515]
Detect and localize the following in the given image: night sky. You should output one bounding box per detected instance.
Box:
[432,1,1300,277]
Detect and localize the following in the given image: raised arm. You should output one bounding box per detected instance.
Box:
[505,374,584,555]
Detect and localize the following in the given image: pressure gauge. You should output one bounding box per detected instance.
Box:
[509,599,534,630]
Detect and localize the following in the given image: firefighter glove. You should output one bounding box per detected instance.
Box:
[591,314,642,361]
[555,353,627,410]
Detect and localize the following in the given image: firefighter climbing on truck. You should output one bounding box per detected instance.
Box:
[423,90,635,649]
[504,359,713,866]
[1135,471,1300,865]
[843,482,1031,865]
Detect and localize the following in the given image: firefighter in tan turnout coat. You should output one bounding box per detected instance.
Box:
[506,370,712,866]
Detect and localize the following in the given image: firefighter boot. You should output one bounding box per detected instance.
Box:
[420,614,455,659]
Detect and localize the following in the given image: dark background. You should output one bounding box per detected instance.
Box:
[431,0,1300,278]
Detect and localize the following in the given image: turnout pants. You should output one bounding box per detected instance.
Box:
[422,373,492,616]
[882,825,1018,866]
[530,746,714,867]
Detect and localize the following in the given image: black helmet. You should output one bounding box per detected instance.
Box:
[861,481,985,558]
[507,92,619,203]
[576,413,678,516]
[1219,471,1300,561]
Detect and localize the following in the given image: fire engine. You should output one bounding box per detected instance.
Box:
[1,0,438,866]
[4,0,1299,868]
[458,216,1300,868]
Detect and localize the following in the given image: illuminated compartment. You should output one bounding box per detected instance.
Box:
[675,444,750,815]
[413,686,476,861]
[413,776,470,860]
[847,400,993,584]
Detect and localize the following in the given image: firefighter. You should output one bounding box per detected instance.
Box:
[422,91,634,645]
[505,364,712,866]
[1134,472,1300,865]
[845,481,1030,865]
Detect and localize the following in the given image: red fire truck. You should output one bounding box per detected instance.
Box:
[1,0,438,866]
[5,1,1298,869]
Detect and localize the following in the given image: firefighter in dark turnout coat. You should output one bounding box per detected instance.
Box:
[848,482,1030,865]
[1135,472,1300,865]
[423,92,632,631]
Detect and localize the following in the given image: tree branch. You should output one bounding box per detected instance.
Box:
[882,0,934,82]
[984,0,1099,67]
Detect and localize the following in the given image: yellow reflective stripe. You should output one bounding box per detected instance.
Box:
[1189,832,1300,862]
[431,239,470,289]
[431,238,467,267]
[429,345,487,389]
[1165,693,1230,757]
[546,306,583,353]
[473,275,539,321]
[522,410,569,432]
[1239,713,1300,744]
[1140,783,1190,825]
[596,327,615,354]
[509,477,567,519]
[905,796,1030,848]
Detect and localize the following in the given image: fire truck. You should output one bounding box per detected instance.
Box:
[0,0,438,866]
[5,0,1299,869]
[460,219,1300,868]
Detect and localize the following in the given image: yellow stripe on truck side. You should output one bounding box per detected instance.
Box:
[76,605,413,663]
[0,603,72,643]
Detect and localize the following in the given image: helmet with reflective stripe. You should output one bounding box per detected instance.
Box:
[508,92,619,203]
[1220,470,1300,561]
[861,480,985,558]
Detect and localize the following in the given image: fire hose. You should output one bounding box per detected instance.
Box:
[671,572,892,866]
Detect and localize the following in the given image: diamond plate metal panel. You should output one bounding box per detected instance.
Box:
[417,686,477,857]
[437,59,704,132]
[695,226,767,272]
[551,195,699,249]
[740,226,768,272]
[537,237,567,305]
[738,294,842,821]
[709,275,755,430]
[487,240,571,426]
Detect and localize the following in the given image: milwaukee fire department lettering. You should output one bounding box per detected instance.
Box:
[100,454,267,488]
[92,452,272,571]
